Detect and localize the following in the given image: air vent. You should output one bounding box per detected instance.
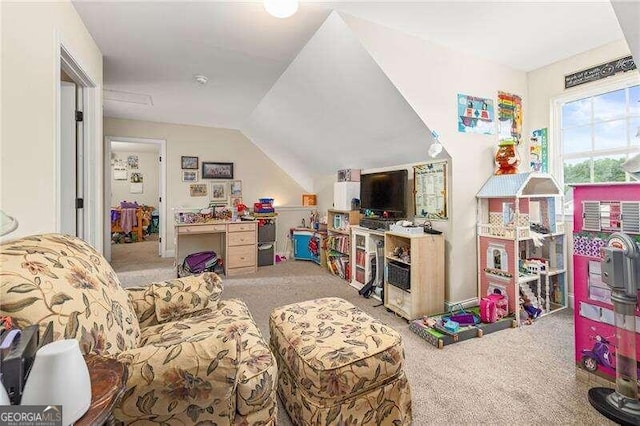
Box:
[104,89,153,106]
[621,202,640,234]
[582,201,601,231]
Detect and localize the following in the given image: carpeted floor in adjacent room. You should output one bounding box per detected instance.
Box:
[117,261,614,425]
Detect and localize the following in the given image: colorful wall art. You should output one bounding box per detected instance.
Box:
[457,94,495,135]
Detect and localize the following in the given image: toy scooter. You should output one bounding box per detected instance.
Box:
[582,335,615,373]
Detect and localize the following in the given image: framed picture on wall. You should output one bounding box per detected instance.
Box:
[202,162,234,179]
[182,170,198,182]
[211,182,229,202]
[189,183,207,197]
[230,180,242,196]
[181,156,199,170]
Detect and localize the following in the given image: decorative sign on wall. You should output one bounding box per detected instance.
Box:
[414,161,448,220]
[457,94,495,135]
[564,56,636,89]
[497,91,522,145]
[529,128,548,173]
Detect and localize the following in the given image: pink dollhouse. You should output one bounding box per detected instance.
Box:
[476,173,567,322]
[572,183,640,383]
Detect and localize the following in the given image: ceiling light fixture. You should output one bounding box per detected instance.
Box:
[194,74,208,85]
[264,0,298,18]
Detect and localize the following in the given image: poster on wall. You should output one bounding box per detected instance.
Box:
[113,159,127,180]
[127,155,139,169]
[413,161,448,220]
[497,91,522,144]
[457,94,495,135]
[529,128,549,172]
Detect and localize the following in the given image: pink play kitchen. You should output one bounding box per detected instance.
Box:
[572,183,640,421]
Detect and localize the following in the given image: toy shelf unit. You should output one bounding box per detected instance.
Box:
[350,226,385,292]
[383,231,445,320]
[326,209,360,281]
[476,173,567,323]
[572,183,640,385]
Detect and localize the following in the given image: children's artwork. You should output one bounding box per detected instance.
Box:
[113,160,127,180]
[529,128,549,172]
[130,173,143,183]
[130,182,143,194]
[127,155,139,169]
[230,180,242,196]
[457,94,495,135]
[190,183,207,197]
[497,91,522,144]
[211,182,228,202]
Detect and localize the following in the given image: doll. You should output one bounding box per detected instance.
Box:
[519,290,542,323]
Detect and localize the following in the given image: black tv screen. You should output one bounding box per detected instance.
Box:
[360,170,407,218]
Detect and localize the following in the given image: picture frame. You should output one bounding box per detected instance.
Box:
[189,183,207,197]
[210,182,229,202]
[181,156,199,170]
[230,180,242,196]
[182,170,198,182]
[231,196,243,207]
[202,162,234,179]
[413,161,448,220]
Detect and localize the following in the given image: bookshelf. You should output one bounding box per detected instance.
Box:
[326,209,361,281]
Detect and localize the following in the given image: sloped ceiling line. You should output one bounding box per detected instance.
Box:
[242,11,439,192]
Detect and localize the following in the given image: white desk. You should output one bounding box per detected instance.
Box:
[175,221,258,276]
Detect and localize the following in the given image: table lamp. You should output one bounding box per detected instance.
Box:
[21,339,91,425]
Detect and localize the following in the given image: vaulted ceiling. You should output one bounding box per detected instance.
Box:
[73,1,628,190]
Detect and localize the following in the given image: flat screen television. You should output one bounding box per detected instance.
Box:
[359,170,407,218]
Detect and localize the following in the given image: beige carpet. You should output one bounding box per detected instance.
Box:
[117,261,614,425]
[110,235,173,273]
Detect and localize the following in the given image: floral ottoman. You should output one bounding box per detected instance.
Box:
[269,297,412,425]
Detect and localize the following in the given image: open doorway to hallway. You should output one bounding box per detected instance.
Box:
[106,138,171,273]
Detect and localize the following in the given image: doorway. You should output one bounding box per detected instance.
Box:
[104,137,168,271]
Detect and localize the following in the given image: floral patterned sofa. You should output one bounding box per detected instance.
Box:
[0,234,277,425]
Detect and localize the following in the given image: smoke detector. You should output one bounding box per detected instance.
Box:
[194,74,208,85]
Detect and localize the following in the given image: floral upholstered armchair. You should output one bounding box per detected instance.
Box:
[0,234,277,425]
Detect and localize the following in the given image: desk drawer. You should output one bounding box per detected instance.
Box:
[228,222,257,233]
[228,245,256,268]
[227,266,256,277]
[177,224,226,234]
[228,231,256,246]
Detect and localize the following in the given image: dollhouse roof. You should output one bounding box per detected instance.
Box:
[476,172,562,198]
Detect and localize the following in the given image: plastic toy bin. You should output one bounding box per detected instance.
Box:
[388,260,410,290]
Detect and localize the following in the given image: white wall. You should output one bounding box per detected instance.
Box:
[1,1,103,243]
[104,118,307,253]
[342,13,529,306]
[110,150,159,207]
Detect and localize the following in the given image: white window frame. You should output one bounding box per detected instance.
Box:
[551,72,640,213]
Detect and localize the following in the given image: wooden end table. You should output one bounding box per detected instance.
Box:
[76,354,127,426]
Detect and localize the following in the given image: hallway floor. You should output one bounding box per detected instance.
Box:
[110,234,173,272]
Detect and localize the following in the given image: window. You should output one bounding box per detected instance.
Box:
[557,80,640,207]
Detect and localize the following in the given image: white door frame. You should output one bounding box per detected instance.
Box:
[104,136,168,259]
[55,39,102,251]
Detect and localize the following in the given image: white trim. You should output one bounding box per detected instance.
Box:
[55,34,102,252]
[104,136,168,258]
[551,71,640,184]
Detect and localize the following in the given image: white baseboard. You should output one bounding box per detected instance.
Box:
[568,293,574,310]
